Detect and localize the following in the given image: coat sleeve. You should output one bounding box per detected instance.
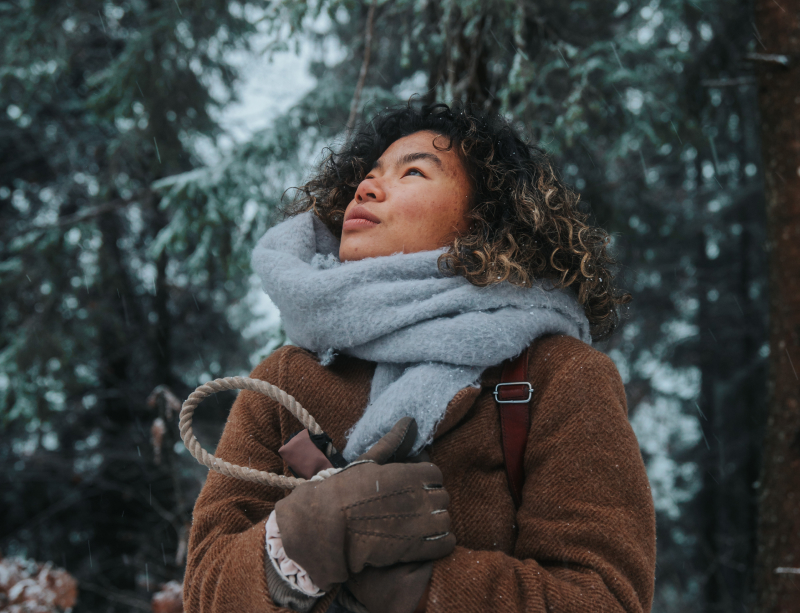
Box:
[427,347,656,613]
[183,349,338,613]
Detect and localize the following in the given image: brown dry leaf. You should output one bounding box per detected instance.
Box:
[151,417,166,465]
[37,564,78,609]
[0,557,32,593]
[146,385,182,420]
[151,580,183,613]
[0,555,77,612]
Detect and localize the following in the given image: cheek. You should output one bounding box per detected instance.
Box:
[428,184,470,231]
[386,185,434,227]
[372,177,471,255]
[399,187,467,241]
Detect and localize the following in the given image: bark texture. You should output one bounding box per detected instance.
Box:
[754,1,800,611]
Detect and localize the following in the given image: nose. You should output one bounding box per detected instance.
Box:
[354,176,385,203]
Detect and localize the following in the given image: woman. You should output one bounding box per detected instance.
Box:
[184,103,656,613]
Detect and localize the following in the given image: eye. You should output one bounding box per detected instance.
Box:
[405,168,424,177]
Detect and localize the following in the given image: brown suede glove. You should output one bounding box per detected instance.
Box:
[274,420,455,592]
[342,419,436,613]
[355,417,418,465]
[343,562,432,613]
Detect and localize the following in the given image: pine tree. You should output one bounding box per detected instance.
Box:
[1,2,258,609]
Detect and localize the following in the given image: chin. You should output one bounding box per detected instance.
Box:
[339,238,391,262]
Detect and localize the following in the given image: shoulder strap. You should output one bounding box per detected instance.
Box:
[496,348,532,508]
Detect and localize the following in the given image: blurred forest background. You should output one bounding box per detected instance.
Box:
[2,0,798,611]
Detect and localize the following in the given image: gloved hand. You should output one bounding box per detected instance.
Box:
[344,562,432,613]
[355,416,418,465]
[274,418,455,592]
[343,418,438,613]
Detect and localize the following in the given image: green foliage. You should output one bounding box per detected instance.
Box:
[0,0,254,425]
[1,0,768,610]
[0,2,260,609]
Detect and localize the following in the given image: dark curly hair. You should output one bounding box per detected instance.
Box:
[286,102,630,341]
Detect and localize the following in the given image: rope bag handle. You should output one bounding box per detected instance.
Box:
[179,376,343,490]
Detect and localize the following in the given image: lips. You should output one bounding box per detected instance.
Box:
[343,205,381,231]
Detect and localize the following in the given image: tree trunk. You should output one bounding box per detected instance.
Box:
[753,1,800,611]
[695,227,724,612]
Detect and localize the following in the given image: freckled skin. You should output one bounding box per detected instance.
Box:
[339,131,473,262]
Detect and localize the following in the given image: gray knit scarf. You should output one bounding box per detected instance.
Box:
[251,211,591,460]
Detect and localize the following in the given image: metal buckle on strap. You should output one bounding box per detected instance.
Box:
[493,382,533,403]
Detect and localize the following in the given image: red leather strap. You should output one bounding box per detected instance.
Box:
[498,348,531,507]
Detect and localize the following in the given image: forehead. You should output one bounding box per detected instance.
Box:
[377,130,461,168]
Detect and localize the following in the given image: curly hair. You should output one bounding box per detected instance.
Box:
[286,102,630,341]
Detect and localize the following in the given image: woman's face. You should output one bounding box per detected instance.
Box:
[338,130,473,262]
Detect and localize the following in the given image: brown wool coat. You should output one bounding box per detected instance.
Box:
[184,334,656,613]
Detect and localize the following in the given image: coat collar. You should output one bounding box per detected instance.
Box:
[283,347,506,446]
[432,364,503,439]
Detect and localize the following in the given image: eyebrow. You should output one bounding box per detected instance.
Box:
[372,151,443,172]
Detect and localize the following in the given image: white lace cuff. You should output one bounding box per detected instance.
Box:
[265,510,324,597]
